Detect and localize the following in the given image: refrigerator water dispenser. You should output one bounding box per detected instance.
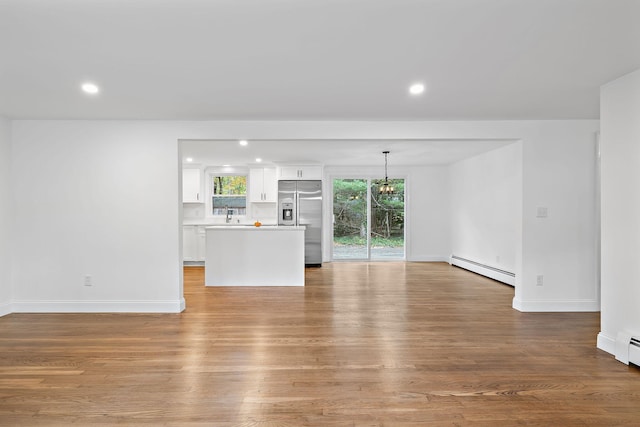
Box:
[282,202,294,221]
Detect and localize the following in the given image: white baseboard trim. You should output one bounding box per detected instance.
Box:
[512,297,600,312]
[11,299,185,313]
[0,301,11,317]
[597,332,616,356]
[450,255,515,286]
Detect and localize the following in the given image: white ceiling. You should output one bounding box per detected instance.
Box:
[2,1,638,166]
[1,0,639,121]
[181,139,517,167]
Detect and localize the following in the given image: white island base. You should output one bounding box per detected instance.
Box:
[205,226,305,286]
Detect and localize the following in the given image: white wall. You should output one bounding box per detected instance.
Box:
[11,121,185,312]
[324,165,451,262]
[8,120,598,313]
[450,142,522,275]
[0,117,11,315]
[516,122,599,311]
[598,68,640,356]
[407,166,451,261]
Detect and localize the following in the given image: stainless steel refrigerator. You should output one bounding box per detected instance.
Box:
[278,180,322,266]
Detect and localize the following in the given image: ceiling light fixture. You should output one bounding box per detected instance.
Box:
[185,157,193,162]
[379,151,394,195]
[255,158,262,163]
[409,83,425,95]
[81,82,100,94]
[239,140,248,146]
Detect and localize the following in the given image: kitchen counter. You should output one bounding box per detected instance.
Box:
[204,225,304,230]
[183,220,277,226]
[205,226,305,286]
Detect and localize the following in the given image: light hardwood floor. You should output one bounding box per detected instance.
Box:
[1,263,639,426]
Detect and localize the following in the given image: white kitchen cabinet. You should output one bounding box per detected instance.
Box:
[182,168,203,203]
[183,226,197,261]
[277,165,323,180]
[196,226,206,261]
[183,225,207,262]
[249,167,277,202]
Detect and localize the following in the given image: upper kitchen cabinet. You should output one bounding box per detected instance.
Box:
[182,168,203,203]
[249,167,277,202]
[277,165,323,180]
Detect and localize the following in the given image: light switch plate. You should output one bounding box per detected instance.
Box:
[536,207,548,218]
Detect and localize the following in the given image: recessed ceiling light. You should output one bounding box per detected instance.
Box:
[409,83,425,95]
[185,157,193,162]
[222,164,231,167]
[239,140,248,146]
[81,82,100,94]
[255,158,262,163]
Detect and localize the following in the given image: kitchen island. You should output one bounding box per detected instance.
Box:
[205,226,305,286]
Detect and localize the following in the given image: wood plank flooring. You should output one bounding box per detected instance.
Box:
[1,262,639,426]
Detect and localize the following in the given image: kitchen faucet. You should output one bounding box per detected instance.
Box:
[225,206,233,223]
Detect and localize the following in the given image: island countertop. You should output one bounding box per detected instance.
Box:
[204,225,305,231]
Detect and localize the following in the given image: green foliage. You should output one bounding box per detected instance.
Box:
[333,179,368,237]
[371,179,404,239]
[213,175,247,195]
[334,236,404,248]
[333,178,404,240]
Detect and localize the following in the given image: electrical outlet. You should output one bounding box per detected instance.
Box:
[84,275,93,287]
[536,275,544,286]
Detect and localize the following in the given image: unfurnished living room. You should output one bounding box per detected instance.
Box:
[1,1,640,426]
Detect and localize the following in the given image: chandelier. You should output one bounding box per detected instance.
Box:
[379,151,394,195]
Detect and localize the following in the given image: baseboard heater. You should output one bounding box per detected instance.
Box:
[615,332,640,366]
[449,255,515,286]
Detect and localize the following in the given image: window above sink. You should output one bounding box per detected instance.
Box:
[210,174,247,216]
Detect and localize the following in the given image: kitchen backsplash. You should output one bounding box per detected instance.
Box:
[183,204,205,220]
[183,202,277,224]
[251,204,277,223]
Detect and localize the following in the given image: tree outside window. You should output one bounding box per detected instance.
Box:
[211,175,247,215]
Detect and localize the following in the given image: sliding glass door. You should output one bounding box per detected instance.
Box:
[370,179,405,260]
[332,178,405,261]
[332,179,368,259]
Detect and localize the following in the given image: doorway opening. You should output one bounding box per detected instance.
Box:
[332,178,405,261]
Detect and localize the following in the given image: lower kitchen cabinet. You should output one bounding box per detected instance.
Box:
[183,225,206,262]
[197,226,206,260]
